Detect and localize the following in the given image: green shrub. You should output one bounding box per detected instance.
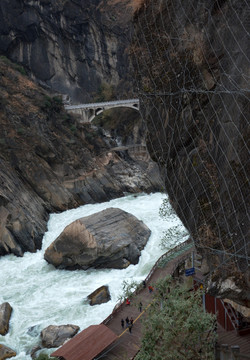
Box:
[14,64,26,75]
[0,56,26,75]
[136,277,217,360]
[0,55,11,65]
[70,124,77,133]
[17,127,26,135]
[36,354,57,360]
[94,82,115,102]
[42,95,63,113]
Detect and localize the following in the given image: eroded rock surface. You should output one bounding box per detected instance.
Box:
[133,0,249,305]
[41,324,80,348]
[0,344,16,360]
[0,0,140,102]
[0,58,162,258]
[44,207,151,270]
[0,303,12,336]
[87,285,111,306]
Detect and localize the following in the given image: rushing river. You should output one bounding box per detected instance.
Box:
[0,192,187,359]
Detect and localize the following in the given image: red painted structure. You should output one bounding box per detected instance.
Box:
[194,278,241,332]
[51,324,118,360]
[205,293,235,331]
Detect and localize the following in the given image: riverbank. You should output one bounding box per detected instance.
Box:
[51,239,194,359]
[0,192,189,359]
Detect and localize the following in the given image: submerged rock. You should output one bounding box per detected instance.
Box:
[0,344,16,360]
[27,325,41,337]
[0,303,12,336]
[41,324,80,348]
[44,207,151,270]
[87,285,111,306]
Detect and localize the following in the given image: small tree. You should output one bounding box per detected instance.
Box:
[118,279,141,303]
[136,276,217,360]
[36,354,57,360]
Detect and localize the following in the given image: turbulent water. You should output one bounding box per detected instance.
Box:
[0,192,187,359]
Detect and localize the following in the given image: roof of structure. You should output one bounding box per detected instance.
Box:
[51,324,118,360]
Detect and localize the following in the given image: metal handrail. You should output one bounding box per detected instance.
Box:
[102,238,194,325]
[145,238,193,284]
[216,344,250,359]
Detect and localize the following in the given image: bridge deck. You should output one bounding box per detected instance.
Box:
[65,99,139,110]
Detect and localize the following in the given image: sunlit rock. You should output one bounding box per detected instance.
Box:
[0,303,12,336]
[0,344,16,360]
[87,285,111,306]
[44,207,151,270]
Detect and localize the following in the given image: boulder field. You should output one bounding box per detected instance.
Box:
[44,207,151,270]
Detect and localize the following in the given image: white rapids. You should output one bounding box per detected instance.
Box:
[0,192,187,359]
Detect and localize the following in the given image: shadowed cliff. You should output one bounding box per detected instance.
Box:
[0,0,141,102]
[0,56,162,257]
[132,0,249,306]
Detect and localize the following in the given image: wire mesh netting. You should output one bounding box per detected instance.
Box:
[131,0,249,296]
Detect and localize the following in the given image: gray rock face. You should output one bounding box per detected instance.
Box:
[44,208,151,270]
[0,0,135,102]
[41,324,80,348]
[133,0,249,305]
[0,58,163,259]
[0,303,12,336]
[0,344,16,360]
[87,285,111,306]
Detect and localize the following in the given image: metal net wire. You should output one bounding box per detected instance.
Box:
[131,0,249,281]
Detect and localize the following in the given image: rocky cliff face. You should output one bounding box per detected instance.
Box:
[0,0,140,102]
[0,57,162,257]
[132,0,249,306]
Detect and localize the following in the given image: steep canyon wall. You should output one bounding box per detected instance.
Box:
[132,0,249,306]
[0,0,138,102]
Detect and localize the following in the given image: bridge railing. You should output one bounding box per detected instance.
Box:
[101,238,194,326]
[65,98,139,110]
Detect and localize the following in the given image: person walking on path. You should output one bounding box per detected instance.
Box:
[130,317,134,326]
[121,319,124,329]
[128,323,132,334]
[139,301,142,312]
[148,285,154,293]
[125,316,129,327]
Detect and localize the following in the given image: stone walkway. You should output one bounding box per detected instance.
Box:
[99,246,194,359]
[96,243,250,360]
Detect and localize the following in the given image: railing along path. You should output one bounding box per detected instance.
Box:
[102,238,194,326]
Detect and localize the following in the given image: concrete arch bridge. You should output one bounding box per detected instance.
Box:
[64,99,140,122]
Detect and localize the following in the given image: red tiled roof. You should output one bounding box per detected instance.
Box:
[51,324,118,360]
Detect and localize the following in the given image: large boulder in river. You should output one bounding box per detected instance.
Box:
[44,207,151,270]
[87,285,111,306]
[0,303,12,336]
[0,344,16,360]
[41,324,80,348]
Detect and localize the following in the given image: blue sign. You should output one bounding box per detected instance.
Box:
[185,267,195,276]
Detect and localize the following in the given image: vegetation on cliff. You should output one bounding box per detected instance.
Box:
[136,277,217,360]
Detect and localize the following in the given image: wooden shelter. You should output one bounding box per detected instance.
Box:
[51,324,118,360]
